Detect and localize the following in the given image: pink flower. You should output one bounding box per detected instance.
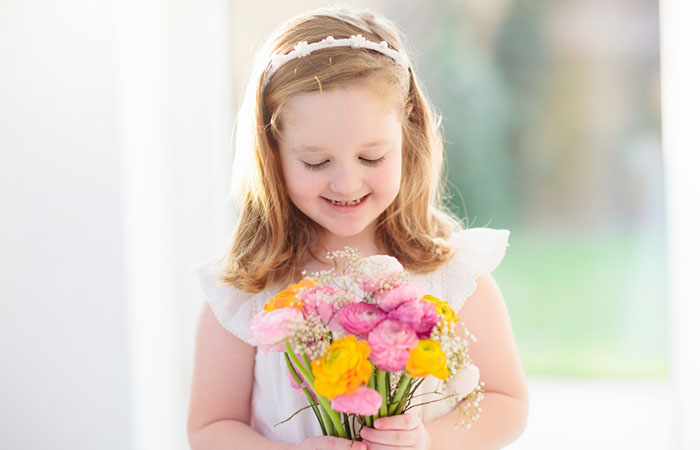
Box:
[331,387,382,416]
[249,307,303,354]
[356,255,404,292]
[376,282,425,312]
[336,302,386,336]
[299,285,356,332]
[368,319,418,371]
[388,299,440,337]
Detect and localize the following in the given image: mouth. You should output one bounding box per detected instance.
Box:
[324,194,369,207]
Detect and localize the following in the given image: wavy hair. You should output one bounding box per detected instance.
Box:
[221,6,460,292]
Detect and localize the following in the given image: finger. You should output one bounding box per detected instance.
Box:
[350,442,368,450]
[372,412,420,430]
[363,441,408,450]
[360,427,416,447]
[306,436,367,450]
[349,441,368,450]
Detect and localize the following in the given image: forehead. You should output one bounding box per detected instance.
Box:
[278,83,403,150]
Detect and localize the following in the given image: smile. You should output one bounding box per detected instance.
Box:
[325,194,369,207]
[330,198,362,206]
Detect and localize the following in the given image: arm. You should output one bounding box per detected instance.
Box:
[428,272,528,449]
[187,302,367,450]
[361,273,528,449]
[187,301,288,450]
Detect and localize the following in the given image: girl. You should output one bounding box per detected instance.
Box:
[188,6,528,450]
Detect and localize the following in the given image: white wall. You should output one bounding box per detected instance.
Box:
[0,1,131,448]
[1,0,232,448]
[660,1,700,448]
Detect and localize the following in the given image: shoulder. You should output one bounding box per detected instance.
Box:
[440,227,510,313]
[193,260,277,345]
[448,227,510,269]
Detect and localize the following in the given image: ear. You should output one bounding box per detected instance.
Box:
[405,102,414,118]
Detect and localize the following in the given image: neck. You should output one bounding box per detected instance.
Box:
[312,223,380,263]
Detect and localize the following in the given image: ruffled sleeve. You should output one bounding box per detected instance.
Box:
[442,227,510,313]
[192,261,270,345]
[412,227,509,424]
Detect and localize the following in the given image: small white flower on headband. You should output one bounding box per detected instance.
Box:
[348,34,368,48]
[261,34,408,89]
[293,41,312,57]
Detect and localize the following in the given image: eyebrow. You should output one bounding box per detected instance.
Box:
[293,140,392,153]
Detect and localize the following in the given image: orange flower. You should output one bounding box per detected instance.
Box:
[289,278,316,293]
[312,335,372,400]
[421,294,459,327]
[264,279,316,312]
[406,339,449,379]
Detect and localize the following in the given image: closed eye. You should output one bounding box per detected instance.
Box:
[360,156,386,166]
[302,160,329,170]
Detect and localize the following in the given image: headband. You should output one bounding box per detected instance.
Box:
[261,34,409,89]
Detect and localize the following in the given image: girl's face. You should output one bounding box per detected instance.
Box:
[278,83,403,250]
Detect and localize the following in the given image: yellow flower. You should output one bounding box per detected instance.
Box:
[312,335,372,400]
[421,294,459,327]
[264,279,316,312]
[406,339,450,380]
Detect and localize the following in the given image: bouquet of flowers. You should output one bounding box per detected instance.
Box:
[250,248,483,440]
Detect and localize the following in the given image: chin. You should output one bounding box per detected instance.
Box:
[321,221,373,239]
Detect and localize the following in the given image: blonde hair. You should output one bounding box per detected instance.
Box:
[222,6,460,292]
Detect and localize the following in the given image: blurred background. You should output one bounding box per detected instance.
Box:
[1,0,698,449]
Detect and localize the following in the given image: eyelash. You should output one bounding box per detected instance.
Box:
[302,156,386,171]
[303,161,329,171]
[361,156,386,166]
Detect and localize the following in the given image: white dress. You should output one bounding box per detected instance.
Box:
[194,227,510,445]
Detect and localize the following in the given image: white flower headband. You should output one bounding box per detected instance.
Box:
[261,34,409,89]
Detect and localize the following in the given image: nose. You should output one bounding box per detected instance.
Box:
[329,162,363,197]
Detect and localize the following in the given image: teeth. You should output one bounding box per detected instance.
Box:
[330,197,363,206]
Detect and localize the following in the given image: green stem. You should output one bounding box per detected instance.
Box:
[400,377,424,413]
[284,353,327,435]
[342,413,352,439]
[284,341,313,382]
[388,372,411,415]
[408,377,425,399]
[386,370,391,397]
[364,370,376,427]
[396,393,408,415]
[319,406,334,436]
[377,370,388,417]
[302,353,313,372]
[318,396,347,438]
[284,341,346,438]
[303,388,327,435]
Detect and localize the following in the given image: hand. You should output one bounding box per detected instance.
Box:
[290,436,367,450]
[360,413,431,450]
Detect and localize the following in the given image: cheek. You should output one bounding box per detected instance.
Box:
[282,162,322,203]
[280,158,304,200]
[381,155,403,196]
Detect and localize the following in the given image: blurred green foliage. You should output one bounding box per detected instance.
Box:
[385,0,665,378]
[496,229,667,378]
